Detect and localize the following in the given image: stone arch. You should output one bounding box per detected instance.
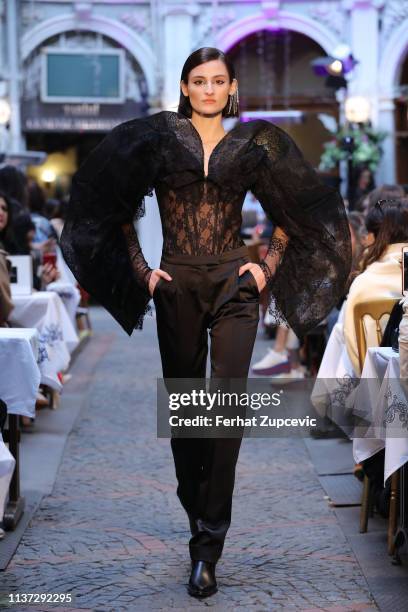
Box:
[217,10,341,56]
[21,13,157,96]
[379,20,408,95]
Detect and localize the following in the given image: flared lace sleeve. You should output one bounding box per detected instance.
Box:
[250,121,352,338]
[60,116,162,335]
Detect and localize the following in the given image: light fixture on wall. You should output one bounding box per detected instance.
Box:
[327,59,343,75]
[345,96,371,124]
[311,44,358,90]
[41,168,56,188]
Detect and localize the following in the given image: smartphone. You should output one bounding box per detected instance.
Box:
[43,252,57,268]
[403,246,408,295]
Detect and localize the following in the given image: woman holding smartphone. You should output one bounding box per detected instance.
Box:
[61,47,352,598]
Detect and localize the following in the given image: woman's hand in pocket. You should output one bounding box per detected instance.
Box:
[238,263,266,293]
[148,268,173,297]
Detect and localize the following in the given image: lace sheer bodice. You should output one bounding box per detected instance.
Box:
[156,182,245,254]
[60,110,352,337]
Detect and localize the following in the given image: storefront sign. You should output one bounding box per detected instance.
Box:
[21,99,147,132]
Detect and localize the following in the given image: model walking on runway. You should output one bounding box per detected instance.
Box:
[60,47,352,598]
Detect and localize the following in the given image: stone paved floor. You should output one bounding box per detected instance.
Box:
[1,306,378,611]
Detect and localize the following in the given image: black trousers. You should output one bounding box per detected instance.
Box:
[153,245,260,562]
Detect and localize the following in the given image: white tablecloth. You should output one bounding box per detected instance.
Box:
[353,347,408,484]
[56,244,77,286]
[0,328,40,417]
[48,246,81,327]
[8,291,79,391]
[311,303,359,433]
[45,281,81,326]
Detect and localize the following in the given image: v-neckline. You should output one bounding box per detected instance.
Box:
[175,111,240,180]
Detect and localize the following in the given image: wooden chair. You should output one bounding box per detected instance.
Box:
[1,400,25,530]
[353,297,400,553]
[354,298,399,373]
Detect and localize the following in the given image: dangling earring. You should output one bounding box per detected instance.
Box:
[227,89,239,115]
[227,95,232,115]
[233,88,239,114]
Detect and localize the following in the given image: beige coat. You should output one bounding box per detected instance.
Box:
[0,249,13,326]
[343,242,406,375]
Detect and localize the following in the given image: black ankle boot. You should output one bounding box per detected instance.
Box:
[188,560,217,598]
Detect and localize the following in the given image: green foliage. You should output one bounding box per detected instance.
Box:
[319,124,387,172]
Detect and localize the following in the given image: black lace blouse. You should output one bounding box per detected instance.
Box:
[60,110,352,338]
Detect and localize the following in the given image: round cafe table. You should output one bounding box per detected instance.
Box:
[8,291,78,391]
[352,346,408,485]
[0,328,38,530]
[0,327,40,418]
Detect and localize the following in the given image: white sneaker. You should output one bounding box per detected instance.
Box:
[270,367,306,385]
[251,348,290,375]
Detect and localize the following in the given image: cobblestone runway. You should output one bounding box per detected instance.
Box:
[1,307,378,611]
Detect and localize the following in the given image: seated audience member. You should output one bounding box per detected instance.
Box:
[349,165,375,210]
[14,199,80,324]
[0,189,17,252]
[0,191,13,326]
[355,183,405,214]
[11,213,60,291]
[324,211,368,339]
[348,211,368,267]
[344,198,408,375]
[10,213,35,255]
[27,180,58,244]
[351,278,407,517]
[0,165,29,217]
[311,198,408,440]
[45,197,67,240]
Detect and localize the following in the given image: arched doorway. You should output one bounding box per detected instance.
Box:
[22,29,150,198]
[227,29,339,168]
[378,19,408,183]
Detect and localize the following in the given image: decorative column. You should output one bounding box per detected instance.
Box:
[377,97,396,183]
[376,1,408,184]
[343,0,394,181]
[161,2,199,110]
[0,1,4,76]
[0,1,7,153]
[344,0,383,102]
[6,0,23,153]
